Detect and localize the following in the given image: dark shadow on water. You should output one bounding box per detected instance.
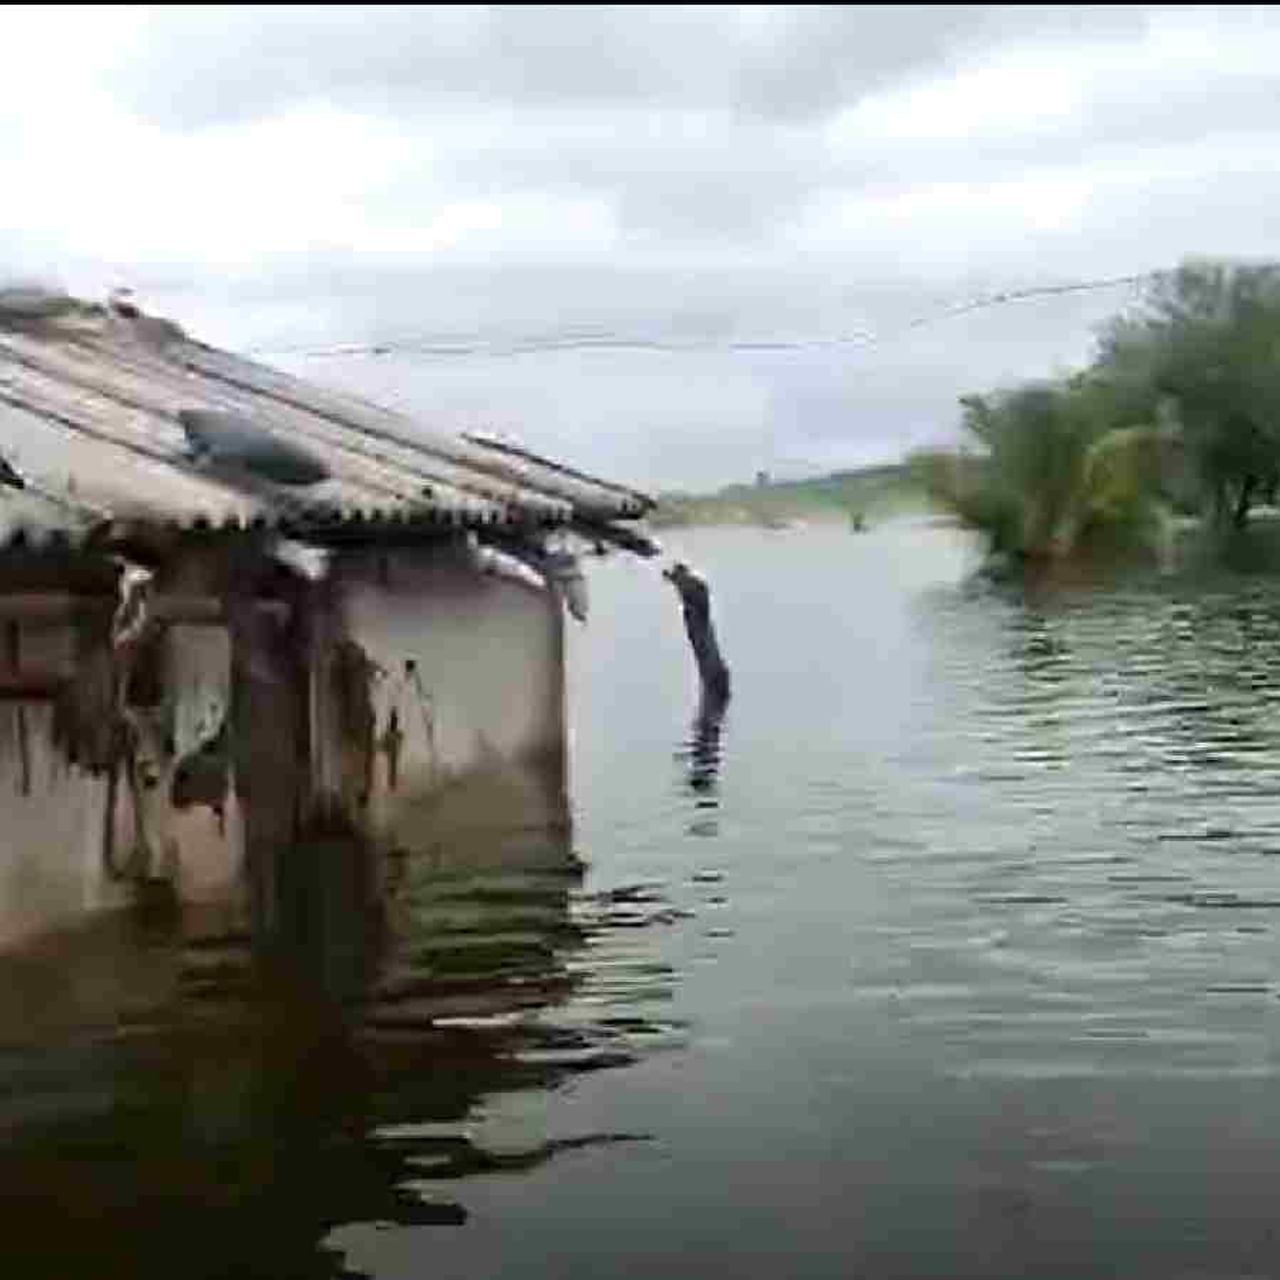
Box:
[0,767,668,1280]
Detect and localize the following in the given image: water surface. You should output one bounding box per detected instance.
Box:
[8,520,1280,1278]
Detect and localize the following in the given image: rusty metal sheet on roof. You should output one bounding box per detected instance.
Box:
[0,312,640,550]
[0,296,651,544]
[0,328,506,528]
[67,329,574,523]
[0,364,420,542]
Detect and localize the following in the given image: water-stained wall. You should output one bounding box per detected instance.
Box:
[0,604,246,948]
[320,540,568,863]
[0,533,571,951]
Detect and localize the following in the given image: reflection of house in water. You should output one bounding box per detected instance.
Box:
[0,782,671,1279]
[0,564,684,1275]
[0,287,656,950]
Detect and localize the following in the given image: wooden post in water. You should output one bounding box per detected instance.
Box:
[664,562,731,707]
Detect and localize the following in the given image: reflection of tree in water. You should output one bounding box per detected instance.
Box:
[677,692,729,838]
[0,769,672,1280]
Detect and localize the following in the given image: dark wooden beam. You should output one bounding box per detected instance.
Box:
[0,593,290,624]
[570,519,661,558]
[0,670,66,700]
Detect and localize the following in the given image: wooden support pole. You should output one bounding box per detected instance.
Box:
[664,562,731,707]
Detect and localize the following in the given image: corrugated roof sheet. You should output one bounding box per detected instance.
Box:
[0,292,655,549]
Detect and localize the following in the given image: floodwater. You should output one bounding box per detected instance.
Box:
[9,519,1280,1277]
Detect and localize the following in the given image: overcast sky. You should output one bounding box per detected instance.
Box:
[3,5,1279,490]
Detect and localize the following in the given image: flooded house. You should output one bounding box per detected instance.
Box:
[0,288,655,953]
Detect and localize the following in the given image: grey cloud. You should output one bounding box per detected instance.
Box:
[80,4,1280,490]
[413,108,825,241]
[334,29,1280,247]
[104,4,1272,254]
[728,5,993,121]
[857,68,1280,191]
[727,4,1148,120]
[109,5,1141,130]
[143,211,1226,368]
[167,257,993,356]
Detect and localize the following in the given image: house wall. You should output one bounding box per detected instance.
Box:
[133,622,244,902]
[0,616,126,947]
[0,699,126,944]
[0,608,245,949]
[0,535,572,951]
[320,541,568,862]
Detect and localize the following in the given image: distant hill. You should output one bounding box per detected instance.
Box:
[650,462,927,529]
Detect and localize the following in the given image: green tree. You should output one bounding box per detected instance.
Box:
[1097,261,1280,527]
[912,376,1169,564]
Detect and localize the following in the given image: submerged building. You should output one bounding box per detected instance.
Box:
[0,288,655,949]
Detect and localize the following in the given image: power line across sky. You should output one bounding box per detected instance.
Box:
[248,272,1154,363]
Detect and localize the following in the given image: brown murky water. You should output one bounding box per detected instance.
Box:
[6,520,1280,1278]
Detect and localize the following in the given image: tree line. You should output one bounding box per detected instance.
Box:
[912,260,1280,566]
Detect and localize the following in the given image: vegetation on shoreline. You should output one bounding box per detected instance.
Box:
[651,259,1280,574]
[911,260,1280,570]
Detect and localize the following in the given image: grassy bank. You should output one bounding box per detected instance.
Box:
[651,463,928,529]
